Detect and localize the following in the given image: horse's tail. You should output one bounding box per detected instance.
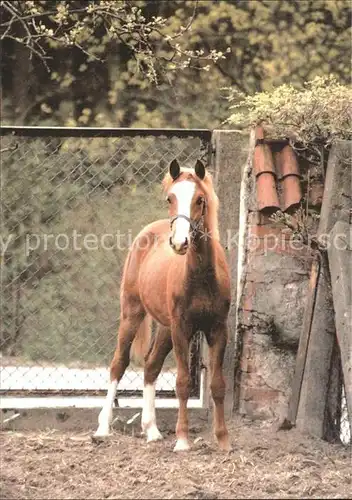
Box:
[131,314,152,365]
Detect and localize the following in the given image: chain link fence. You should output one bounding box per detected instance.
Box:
[324,341,351,446]
[0,127,211,400]
[340,387,350,446]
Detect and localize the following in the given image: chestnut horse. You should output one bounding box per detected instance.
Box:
[94,159,231,452]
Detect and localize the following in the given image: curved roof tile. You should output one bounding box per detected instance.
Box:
[253,127,302,214]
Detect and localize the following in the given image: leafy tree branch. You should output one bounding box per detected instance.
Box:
[0,0,225,79]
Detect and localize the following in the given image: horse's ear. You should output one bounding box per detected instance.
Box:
[169,159,180,180]
[195,160,206,180]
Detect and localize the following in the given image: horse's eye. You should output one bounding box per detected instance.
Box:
[197,197,204,205]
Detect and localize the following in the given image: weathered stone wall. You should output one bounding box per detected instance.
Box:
[235,139,320,421]
[238,215,315,420]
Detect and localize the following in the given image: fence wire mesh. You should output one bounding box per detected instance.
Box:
[0,128,211,399]
[325,341,351,446]
[340,386,351,446]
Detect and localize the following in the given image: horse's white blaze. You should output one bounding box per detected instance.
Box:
[173,438,191,452]
[94,379,117,437]
[170,180,196,249]
[142,383,163,442]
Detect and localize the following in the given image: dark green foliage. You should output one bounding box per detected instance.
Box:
[1,1,350,128]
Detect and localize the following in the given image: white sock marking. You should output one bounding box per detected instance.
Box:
[173,438,191,452]
[142,383,163,442]
[94,379,117,437]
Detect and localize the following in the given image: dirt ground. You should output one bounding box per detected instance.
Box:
[1,416,351,500]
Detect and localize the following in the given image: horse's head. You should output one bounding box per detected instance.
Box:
[164,159,209,255]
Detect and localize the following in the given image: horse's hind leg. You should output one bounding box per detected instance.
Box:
[142,325,172,442]
[94,299,146,437]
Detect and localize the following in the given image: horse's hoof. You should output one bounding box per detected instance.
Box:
[173,439,191,452]
[146,426,163,443]
[91,434,109,444]
[91,427,110,443]
[218,439,232,452]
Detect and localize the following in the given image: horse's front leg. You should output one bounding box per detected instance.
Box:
[142,324,172,442]
[172,324,191,452]
[208,322,231,451]
[94,307,146,438]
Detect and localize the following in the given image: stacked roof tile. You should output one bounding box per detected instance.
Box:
[253,126,302,214]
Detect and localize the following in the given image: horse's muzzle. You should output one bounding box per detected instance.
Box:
[169,235,188,255]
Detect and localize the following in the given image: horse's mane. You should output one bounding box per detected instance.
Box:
[162,167,220,241]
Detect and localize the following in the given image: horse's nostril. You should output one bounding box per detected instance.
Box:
[169,236,173,247]
[184,237,188,248]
